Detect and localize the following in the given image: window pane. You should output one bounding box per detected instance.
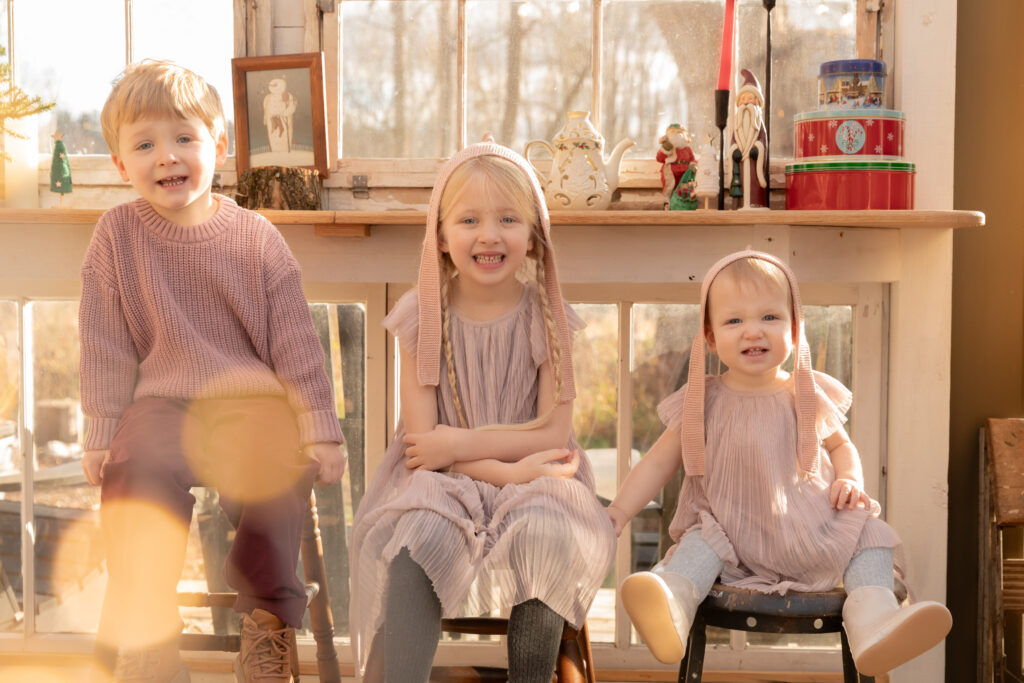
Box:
[572,304,618,499]
[22,301,100,634]
[131,0,236,154]
[15,0,125,155]
[0,300,21,633]
[630,302,700,578]
[603,1,721,164]
[737,0,857,159]
[804,304,854,389]
[315,302,365,638]
[468,1,593,152]
[604,0,857,162]
[342,1,457,157]
[570,303,617,644]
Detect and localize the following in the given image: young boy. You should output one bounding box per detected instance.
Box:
[80,60,346,683]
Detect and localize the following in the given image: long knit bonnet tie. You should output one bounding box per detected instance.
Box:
[680,249,819,476]
[415,141,576,403]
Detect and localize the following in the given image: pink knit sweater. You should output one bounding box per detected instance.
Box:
[79,195,345,451]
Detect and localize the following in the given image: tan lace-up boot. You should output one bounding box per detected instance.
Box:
[234,609,298,683]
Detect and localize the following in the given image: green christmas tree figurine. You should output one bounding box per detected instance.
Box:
[50,132,72,205]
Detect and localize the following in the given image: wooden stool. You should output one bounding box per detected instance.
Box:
[679,581,907,683]
[980,418,1024,682]
[363,616,597,683]
[178,491,341,683]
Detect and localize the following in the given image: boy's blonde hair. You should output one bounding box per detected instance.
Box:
[101,60,226,154]
[436,155,562,432]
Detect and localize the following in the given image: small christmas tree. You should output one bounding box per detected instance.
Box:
[0,45,54,158]
[50,132,71,204]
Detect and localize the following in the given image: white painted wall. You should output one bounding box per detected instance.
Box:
[888,1,956,680]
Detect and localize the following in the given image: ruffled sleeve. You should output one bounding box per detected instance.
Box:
[564,301,586,333]
[384,288,420,357]
[657,383,689,434]
[528,285,587,368]
[812,370,853,439]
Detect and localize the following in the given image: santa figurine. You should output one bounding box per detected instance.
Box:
[727,69,769,210]
[656,123,696,209]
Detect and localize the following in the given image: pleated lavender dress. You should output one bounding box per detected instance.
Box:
[660,372,903,594]
[350,284,616,670]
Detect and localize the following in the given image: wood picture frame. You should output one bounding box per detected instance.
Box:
[231,52,330,178]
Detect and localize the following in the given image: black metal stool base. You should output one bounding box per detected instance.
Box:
[676,582,905,683]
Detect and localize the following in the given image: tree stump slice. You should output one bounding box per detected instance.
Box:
[235,166,322,210]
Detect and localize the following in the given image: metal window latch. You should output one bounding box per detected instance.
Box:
[352,174,369,199]
[317,0,336,12]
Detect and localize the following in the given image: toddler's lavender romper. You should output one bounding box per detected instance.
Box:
[659,371,903,594]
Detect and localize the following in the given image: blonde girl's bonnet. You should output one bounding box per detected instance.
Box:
[680,249,818,476]
[415,141,576,403]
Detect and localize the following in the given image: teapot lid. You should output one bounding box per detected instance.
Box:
[552,111,604,149]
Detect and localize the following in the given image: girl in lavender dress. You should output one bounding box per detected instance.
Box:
[607,249,951,676]
[350,141,615,683]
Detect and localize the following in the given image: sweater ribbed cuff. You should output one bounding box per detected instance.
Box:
[296,409,345,447]
[84,416,121,451]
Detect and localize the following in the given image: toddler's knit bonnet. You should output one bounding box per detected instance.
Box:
[681,249,819,476]
[415,141,576,403]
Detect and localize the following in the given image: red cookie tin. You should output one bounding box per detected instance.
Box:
[785,160,915,210]
[793,109,904,159]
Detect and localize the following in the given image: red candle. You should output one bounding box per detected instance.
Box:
[717,0,736,90]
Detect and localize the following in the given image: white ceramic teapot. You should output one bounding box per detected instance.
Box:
[525,111,634,210]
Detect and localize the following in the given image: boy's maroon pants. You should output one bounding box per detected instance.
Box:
[98,396,318,645]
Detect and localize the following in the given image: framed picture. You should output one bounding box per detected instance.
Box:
[231,52,330,178]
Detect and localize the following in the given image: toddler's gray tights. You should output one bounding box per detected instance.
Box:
[658,531,895,596]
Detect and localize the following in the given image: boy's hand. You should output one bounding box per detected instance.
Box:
[830,478,870,510]
[82,450,110,486]
[304,442,347,486]
[403,424,466,471]
[607,504,629,537]
[512,448,579,483]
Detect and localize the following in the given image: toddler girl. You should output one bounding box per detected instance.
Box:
[607,249,951,676]
[350,141,615,683]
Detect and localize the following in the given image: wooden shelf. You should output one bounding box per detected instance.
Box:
[0,207,985,235]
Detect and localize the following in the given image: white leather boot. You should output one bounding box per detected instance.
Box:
[842,585,952,675]
[620,570,703,664]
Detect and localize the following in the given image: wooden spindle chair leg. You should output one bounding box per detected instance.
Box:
[556,626,586,683]
[579,622,597,683]
[301,490,341,683]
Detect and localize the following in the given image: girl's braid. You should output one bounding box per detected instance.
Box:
[439,258,468,428]
[532,239,564,417]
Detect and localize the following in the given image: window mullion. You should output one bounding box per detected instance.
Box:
[18,299,35,637]
[6,0,13,85]
[613,301,632,649]
[124,0,132,64]
[591,0,602,127]
[457,0,466,150]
